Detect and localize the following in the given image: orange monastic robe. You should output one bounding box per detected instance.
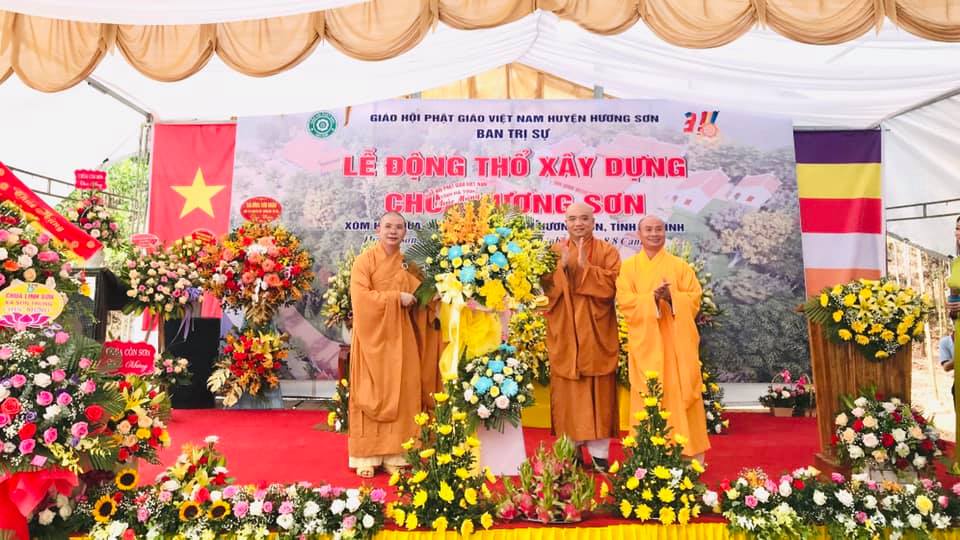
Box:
[348,244,422,459]
[413,300,443,411]
[544,237,621,441]
[616,249,710,456]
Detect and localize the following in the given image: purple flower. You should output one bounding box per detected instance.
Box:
[19,438,35,454]
[56,393,72,407]
[370,488,387,503]
[36,391,54,406]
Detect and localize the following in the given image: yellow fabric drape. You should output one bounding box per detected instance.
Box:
[438,303,502,379]
[5,1,960,92]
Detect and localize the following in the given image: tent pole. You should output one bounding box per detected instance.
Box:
[868,84,960,129]
[85,77,152,121]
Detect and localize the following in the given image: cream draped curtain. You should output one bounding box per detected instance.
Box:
[2,0,960,93]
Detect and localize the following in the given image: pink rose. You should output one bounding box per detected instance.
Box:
[36,391,54,406]
[70,422,89,438]
[318,485,332,497]
[939,496,949,508]
[11,374,27,388]
[0,230,8,243]
[262,501,273,514]
[79,380,96,394]
[0,347,11,360]
[37,251,59,263]
[0,414,9,427]
[158,491,172,503]
[78,358,92,369]
[137,507,150,523]
[223,486,239,499]
[56,392,72,407]
[54,332,69,345]
[19,438,35,454]
[831,473,845,484]
[51,369,66,383]
[342,515,357,530]
[43,427,58,445]
[279,501,294,514]
[953,483,960,496]
[233,501,249,519]
[370,488,387,503]
[37,233,50,245]
[855,511,867,524]
[634,468,647,480]
[744,495,758,509]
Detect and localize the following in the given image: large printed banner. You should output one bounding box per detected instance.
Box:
[234,100,807,383]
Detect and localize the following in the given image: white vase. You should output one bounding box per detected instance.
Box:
[477,421,526,476]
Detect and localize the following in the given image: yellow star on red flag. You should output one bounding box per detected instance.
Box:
[171,168,225,218]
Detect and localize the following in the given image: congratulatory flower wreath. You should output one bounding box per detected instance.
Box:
[804,277,932,361]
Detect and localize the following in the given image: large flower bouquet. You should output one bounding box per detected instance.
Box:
[456,343,535,431]
[0,201,84,295]
[406,197,556,311]
[326,378,349,433]
[121,245,204,320]
[207,327,289,408]
[390,383,496,535]
[151,352,193,390]
[507,309,549,385]
[67,193,121,250]
[805,277,933,361]
[319,242,372,331]
[106,376,171,464]
[604,372,707,525]
[64,435,388,540]
[833,390,944,477]
[206,222,314,326]
[0,326,122,472]
[715,467,817,540]
[496,436,595,523]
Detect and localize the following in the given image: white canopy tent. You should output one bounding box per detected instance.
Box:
[1,9,959,253]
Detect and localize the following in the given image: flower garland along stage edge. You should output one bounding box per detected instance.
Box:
[833,388,944,479]
[804,277,933,361]
[715,467,960,540]
[603,371,708,525]
[456,343,535,432]
[206,221,315,327]
[33,436,388,540]
[390,381,497,535]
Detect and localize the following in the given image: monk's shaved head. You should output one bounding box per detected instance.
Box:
[377,211,406,252]
[637,214,665,228]
[379,212,406,226]
[637,214,666,254]
[564,201,595,241]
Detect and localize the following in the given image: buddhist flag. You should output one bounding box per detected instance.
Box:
[148,123,237,318]
[795,130,884,297]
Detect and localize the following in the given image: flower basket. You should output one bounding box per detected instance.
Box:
[772,406,794,417]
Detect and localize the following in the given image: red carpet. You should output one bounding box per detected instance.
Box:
[141,410,957,492]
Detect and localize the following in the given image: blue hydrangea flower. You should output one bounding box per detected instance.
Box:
[459,265,476,284]
[506,241,522,254]
[490,252,508,268]
[474,376,493,395]
[487,360,505,373]
[496,227,512,237]
[501,379,519,397]
[447,245,463,260]
[499,344,517,354]
[483,233,500,246]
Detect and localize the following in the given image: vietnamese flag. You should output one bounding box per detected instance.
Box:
[148,123,236,318]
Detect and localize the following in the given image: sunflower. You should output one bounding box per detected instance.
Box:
[179,501,202,521]
[93,495,117,523]
[208,500,231,521]
[115,468,139,491]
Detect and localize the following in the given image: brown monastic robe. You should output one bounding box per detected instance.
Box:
[544,237,621,442]
[348,243,422,459]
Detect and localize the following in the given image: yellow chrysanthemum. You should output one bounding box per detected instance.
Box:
[838,329,853,341]
[659,507,676,525]
[690,459,705,473]
[650,436,666,446]
[437,424,453,435]
[432,516,448,532]
[401,438,416,450]
[653,466,671,479]
[678,507,691,525]
[635,504,653,521]
[389,471,401,486]
[439,481,455,503]
[419,448,436,459]
[641,488,654,501]
[461,519,475,537]
[658,488,676,503]
[619,499,633,518]
[456,468,471,480]
[413,490,428,508]
[843,294,857,306]
[634,410,649,422]
[437,454,452,465]
[855,334,870,345]
[622,435,637,448]
[410,470,428,483]
[644,397,658,407]
[414,412,429,426]
[464,488,478,505]
[434,392,449,403]
[481,512,494,530]
[819,293,829,307]
[626,477,640,490]
[393,508,406,527]
[608,461,620,474]
[484,467,497,484]
[405,512,419,530]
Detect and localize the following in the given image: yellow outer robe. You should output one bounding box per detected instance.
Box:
[616,249,710,456]
[348,243,422,458]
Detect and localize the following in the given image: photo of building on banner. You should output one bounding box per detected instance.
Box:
[232,100,804,384]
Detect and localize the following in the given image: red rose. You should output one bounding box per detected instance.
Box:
[152,427,163,438]
[18,422,36,440]
[213,473,227,486]
[122,528,136,540]
[1,398,21,416]
[881,433,895,448]
[26,345,45,356]
[84,405,105,422]
[852,419,864,432]
[874,392,885,401]
[792,479,805,490]
[896,458,909,469]
[113,492,124,503]
[892,412,902,423]
[118,448,130,462]
[126,414,138,425]
[831,434,839,446]
[195,487,210,503]
[921,439,934,452]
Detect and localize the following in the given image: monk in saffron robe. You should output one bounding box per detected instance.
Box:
[413,300,444,411]
[348,212,422,478]
[544,202,621,469]
[616,215,710,460]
